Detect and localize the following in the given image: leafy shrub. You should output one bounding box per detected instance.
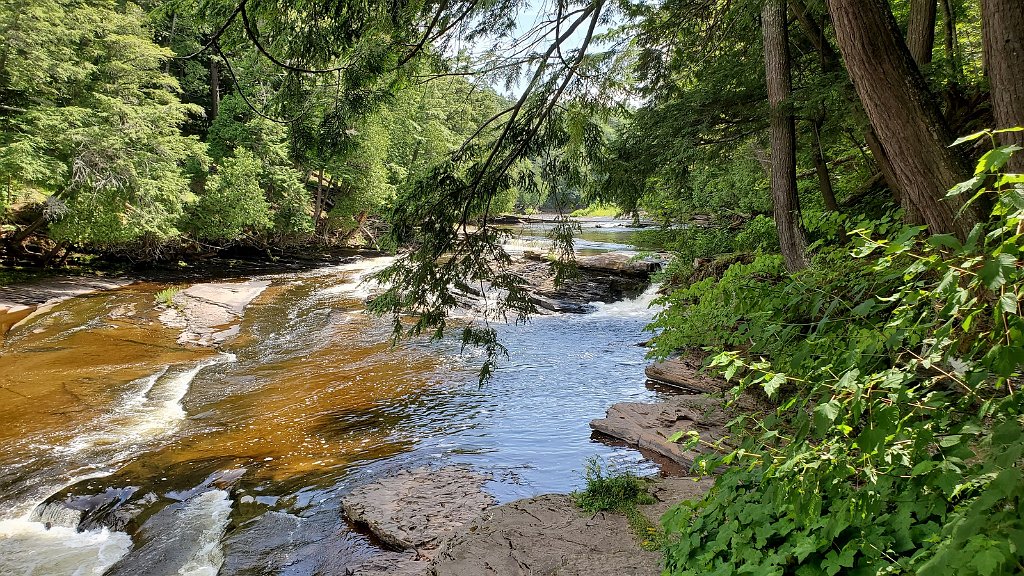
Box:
[733,214,779,253]
[657,132,1024,575]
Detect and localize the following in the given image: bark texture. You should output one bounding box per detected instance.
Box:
[865,126,924,225]
[907,0,937,66]
[827,0,978,239]
[939,0,961,80]
[763,0,809,272]
[982,0,1024,172]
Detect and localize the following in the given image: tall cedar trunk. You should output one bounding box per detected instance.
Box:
[763,0,809,272]
[865,127,924,224]
[209,59,220,121]
[812,117,840,212]
[907,0,937,66]
[827,0,978,239]
[939,0,961,81]
[981,0,1024,172]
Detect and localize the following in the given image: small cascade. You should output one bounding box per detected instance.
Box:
[176,490,233,576]
[65,353,235,457]
[0,355,237,576]
[317,256,395,300]
[105,489,232,576]
[27,502,82,529]
[0,519,131,576]
[588,284,664,319]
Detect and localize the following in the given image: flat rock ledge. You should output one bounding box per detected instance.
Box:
[0,276,133,337]
[343,468,711,576]
[645,355,728,394]
[159,279,270,346]
[590,394,730,469]
[429,494,661,576]
[342,467,495,558]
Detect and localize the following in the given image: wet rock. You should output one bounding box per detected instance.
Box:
[0,276,132,310]
[644,355,728,394]
[0,276,133,338]
[341,467,494,555]
[160,279,270,346]
[105,489,233,576]
[511,255,650,314]
[589,395,730,469]
[429,494,660,576]
[576,253,662,277]
[637,476,715,526]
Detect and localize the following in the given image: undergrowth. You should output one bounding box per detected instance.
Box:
[652,131,1024,575]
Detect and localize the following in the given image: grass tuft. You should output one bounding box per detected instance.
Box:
[154,286,180,307]
[572,458,663,551]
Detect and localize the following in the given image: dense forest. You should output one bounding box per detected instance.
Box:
[2,0,1023,573]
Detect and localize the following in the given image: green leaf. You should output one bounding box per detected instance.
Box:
[814,400,840,426]
[927,234,963,251]
[951,130,990,146]
[976,145,1023,175]
[972,547,1005,576]
[979,253,1016,289]
[851,298,877,317]
[947,175,984,197]
[999,292,1019,314]
[763,373,786,397]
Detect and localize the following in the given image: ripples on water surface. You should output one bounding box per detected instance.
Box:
[0,228,671,575]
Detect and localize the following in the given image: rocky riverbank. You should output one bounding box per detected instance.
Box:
[340,467,712,576]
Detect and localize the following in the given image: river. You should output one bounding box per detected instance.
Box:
[0,220,670,575]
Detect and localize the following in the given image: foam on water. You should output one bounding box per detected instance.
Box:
[65,353,236,456]
[0,519,132,576]
[589,284,663,319]
[0,355,238,575]
[174,490,233,576]
[316,256,395,300]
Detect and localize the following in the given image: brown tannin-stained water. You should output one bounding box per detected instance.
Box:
[0,225,669,575]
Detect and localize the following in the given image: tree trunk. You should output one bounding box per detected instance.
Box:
[209,59,220,121]
[789,0,839,70]
[811,116,839,212]
[939,0,961,81]
[763,0,809,272]
[313,170,324,234]
[981,0,1024,172]
[165,11,177,74]
[907,0,937,67]
[864,126,924,224]
[827,0,978,239]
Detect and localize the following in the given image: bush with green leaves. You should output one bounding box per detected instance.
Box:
[657,132,1024,576]
[187,148,273,241]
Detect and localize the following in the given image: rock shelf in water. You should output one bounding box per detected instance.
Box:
[590,394,731,469]
[344,467,714,576]
[342,467,495,556]
[159,279,270,346]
